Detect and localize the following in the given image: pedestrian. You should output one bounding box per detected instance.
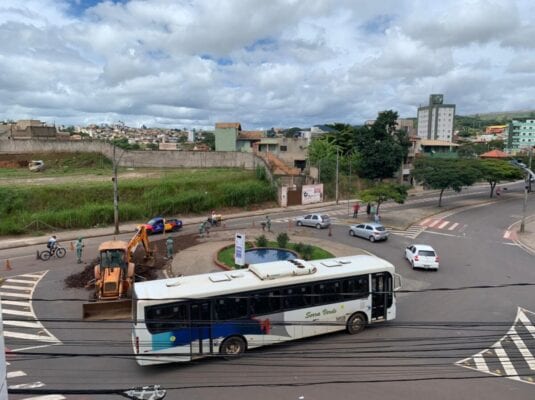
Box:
[374,212,380,223]
[370,205,376,220]
[366,203,371,216]
[352,202,360,218]
[496,187,501,196]
[199,221,206,238]
[75,237,84,264]
[166,236,174,259]
[266,215,271,232]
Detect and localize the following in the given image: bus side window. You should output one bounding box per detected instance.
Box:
[250,290,281,316]
[284,285,312,310]
[215,296,248,320]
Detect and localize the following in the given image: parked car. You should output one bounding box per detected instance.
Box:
[295,214,331,229]
[405,244,439,270]
[348,222,389,242]
[141,217,183,234]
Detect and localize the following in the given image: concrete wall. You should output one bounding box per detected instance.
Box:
[0,139,255,169]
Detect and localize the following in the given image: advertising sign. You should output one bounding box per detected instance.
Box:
[301,184,323,205]
[234,233,246,266]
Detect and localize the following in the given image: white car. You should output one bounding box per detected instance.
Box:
[405,244,439,270]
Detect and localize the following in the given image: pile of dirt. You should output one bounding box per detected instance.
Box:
[64,232,199,289]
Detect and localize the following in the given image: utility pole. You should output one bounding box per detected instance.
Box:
[335,150,339,204]
[113,144,120,235]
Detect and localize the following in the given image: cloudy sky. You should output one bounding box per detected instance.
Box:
[0,0,534,129]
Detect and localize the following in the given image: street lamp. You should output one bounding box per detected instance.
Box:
[112,144,126,235]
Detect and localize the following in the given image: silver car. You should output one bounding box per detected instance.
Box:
[295,213,331,229]
[349,222,389,242]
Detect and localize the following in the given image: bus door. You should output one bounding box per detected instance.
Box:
[371,273,392,321]
[189,301,212,357]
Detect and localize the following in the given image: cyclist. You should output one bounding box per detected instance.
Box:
[47,235,58,254]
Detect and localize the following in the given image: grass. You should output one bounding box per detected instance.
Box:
[0,167,276,236]
[217,241,334,269]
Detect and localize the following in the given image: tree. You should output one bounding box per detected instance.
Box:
[355,110,406,181]
[358,183,409,214]
[475,159,523,197]
[412,158,480,207]
[198,131,215,150]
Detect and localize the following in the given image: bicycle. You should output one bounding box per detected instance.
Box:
[39,245,67,261]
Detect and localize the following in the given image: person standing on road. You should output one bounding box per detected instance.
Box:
[366,203,371,216]
[166,236,174,259]
[75,237,84,264]
[352,202,360,218]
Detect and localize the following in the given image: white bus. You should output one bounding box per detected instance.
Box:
[132,255,402,365]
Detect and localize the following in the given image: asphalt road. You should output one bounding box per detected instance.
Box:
[2,189,535,400]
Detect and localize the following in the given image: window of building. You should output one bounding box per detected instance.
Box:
[280,145,287,152]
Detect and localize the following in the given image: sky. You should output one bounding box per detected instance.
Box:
[0,0,534,130]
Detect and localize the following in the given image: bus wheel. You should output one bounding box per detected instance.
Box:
[347,312,367,334]
[220,336,246,359]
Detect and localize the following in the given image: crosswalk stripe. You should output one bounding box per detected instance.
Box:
[448,222,459,231]
[7,370,27,378]
[21,395,66,400]
[8,381,45,389]
[509,327,535,370]
[1,285,32,291]
[473,354,490,373]
[0,291,31,298]
[3,320,43,329]
[19,274,44,279]
[428,219,440,227]
[2,309,34,317]
[4,331,59,342]
[494,340,520,379]
[421,218,431,225]
[5,279,36,285]
[504,230,511,239]
[518,309,535,338]
[438,221,449,229]
[2,300,30,307]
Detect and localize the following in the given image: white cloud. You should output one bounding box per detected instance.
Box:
[0,0,533,129]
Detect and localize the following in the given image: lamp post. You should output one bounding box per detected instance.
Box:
[112,144,126,235]
[335,149,339,205]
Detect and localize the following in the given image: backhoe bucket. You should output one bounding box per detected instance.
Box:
[83,299,132,321]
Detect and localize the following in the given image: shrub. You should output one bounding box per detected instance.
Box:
[293,242,305,254]
[255,235,268,247]
[276,232,290,249]
[302,244,314,260]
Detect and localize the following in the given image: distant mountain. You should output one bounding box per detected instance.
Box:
[462,110,535,121]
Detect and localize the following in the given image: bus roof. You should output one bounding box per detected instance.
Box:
[134,255,396,302]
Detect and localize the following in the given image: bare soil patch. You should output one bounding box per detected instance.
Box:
[64,232,199,289]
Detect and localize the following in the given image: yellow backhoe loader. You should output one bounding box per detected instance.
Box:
[83,225,153,320]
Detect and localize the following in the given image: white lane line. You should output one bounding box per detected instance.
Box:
[4,331,59,342]
[473,354,490,373]
[422,230,460,238]
[428,219,440,227]
[7,370,27,378]
[437,221,449,229]
[509,327,535,370]
[504,230,511,239]
[494,340,520,380]
[448,222,459,231]
[20,395,66,400]
[8,381,45,389]
[3,320,43,329]
[0,291,31,299]
[2,309,34,317]
[1,300,30,307]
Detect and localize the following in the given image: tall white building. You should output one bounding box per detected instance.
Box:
[417,94,455,142]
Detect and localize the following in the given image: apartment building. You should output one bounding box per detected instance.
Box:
[417,94,455,142]
[506,119,535,153]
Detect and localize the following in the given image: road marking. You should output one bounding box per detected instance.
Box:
[473,354,490,373]
[21,395,66,400]
[494,341,519,380]
[421,230,460,238]
[448,222,459,231]
[2,309,34,317]
[428,219,440,227]
[7,370,27,378]
[0,291,31,299]
[1,285,32,291]
[8,381,45,389]
[2,300,30,307]
[3,320,43,329]
[519,310,535,338]
[18,273,44,279]
[5,279,35,285]
[4,331,59,342]
[509,327,535,370]
[438,221,449,229]
[504,230,511,239]
[421,218,431,225]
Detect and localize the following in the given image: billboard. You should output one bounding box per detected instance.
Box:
[302,184,323,204]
